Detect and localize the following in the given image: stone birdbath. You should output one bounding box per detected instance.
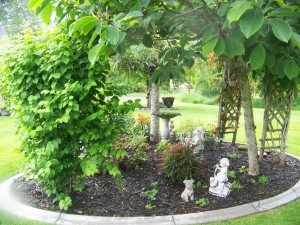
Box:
[156,112,181,141]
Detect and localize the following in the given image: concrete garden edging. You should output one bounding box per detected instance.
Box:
[1,154,300,225]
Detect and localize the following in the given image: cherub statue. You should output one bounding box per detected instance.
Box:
[190,126,205,147]
[209,158,232,198]
[181,179,195,202]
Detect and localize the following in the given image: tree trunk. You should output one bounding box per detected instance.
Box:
[238,73,260,176]
[146,80,151,108]
[150,83,160,143]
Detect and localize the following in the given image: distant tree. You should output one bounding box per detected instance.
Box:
[0,0,41,35]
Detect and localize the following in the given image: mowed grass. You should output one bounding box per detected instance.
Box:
[0,101,300,224]
[0,117,24,181]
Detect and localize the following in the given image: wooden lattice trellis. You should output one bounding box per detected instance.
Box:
[259,82,293,163]
[217,66,241,144]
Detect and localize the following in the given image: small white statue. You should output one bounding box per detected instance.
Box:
[181,179,195,202]
[209,158,232,198]
[184,132,192,145]
[190,126,205,147]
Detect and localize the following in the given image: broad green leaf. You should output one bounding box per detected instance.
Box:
[35,0,51,15]
[284,59,299,80]
[70,16,98,35]
[106,26,119,46]
[141,0,150,7]
[269,8,300,17]
[56,4,63,18]
[224,37,245,58]
[88,42,103,64]
[203,36,218,56]
[142,34,153,48]
[240,9,264,38]
[150,70,160,83]
[183,58,195,68]
[250,44,265,69]
[227,1,253,24]
[269,18,292,43]
[95,21,102,34]
[290,32,300,49]
[51,72,61,79]
[39,3,52,24]
[265,51,275,68]
[214,38,225,56]
[277,59,287,78]
[124,11,143,19]
[88,32,98,48]
[116,32,126,46]
[28,0,42,10]
[202,27,215,43]
[81,160,99,176]
[224,38,236,58]
[82,19,98,35]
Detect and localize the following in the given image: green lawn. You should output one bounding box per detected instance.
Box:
[0,101,300,224]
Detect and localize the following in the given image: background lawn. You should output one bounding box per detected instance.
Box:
[0,100,299,224]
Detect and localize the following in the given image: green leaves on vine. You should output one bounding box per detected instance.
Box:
[1,26,139,210]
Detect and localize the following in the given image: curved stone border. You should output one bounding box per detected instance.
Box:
[1,154,300,225]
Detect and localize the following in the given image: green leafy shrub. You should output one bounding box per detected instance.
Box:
[160,142,200,182]
[0,26,139,209]
[113,134,149,169]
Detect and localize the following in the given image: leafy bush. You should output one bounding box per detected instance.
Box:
[113,134,149,169]
[0,26,139,209]
[160,142,200,182]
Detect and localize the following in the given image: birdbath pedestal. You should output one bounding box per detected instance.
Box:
[156,112,181,141]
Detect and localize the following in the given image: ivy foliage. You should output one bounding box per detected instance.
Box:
[0,25,139,209]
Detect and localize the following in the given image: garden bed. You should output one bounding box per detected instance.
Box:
[12,142,300,217]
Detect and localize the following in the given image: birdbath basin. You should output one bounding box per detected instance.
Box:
[156,112,181,141]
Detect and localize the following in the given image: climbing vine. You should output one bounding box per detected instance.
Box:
[0,25,139,209]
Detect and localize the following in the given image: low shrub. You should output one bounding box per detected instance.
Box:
[114,134,149,169]
[160,142,200,182]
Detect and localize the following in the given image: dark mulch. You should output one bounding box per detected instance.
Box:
[12,142,300,217]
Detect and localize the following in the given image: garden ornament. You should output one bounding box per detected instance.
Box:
[190,126,205,147]
[169,120,177,143]
[181,179,195,202]
[184,132,192,145]
[209,158,232,198]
